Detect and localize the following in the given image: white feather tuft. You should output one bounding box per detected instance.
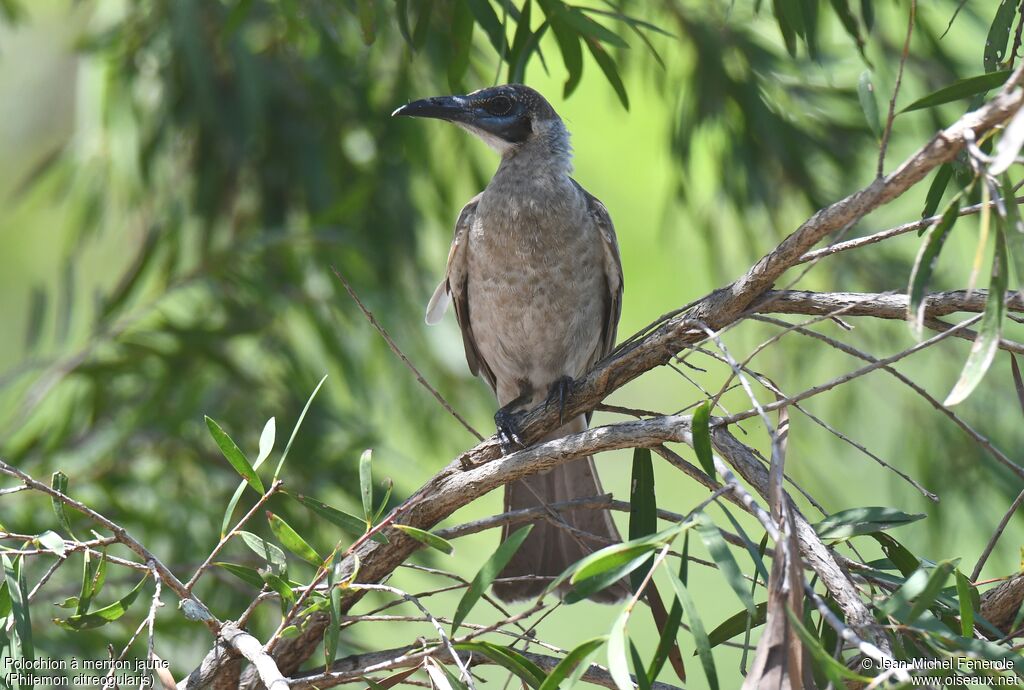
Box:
[425,280,451,325]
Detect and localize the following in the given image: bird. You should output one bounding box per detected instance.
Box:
[393,84,625,603]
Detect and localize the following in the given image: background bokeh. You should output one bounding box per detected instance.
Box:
[1,1,1021,687]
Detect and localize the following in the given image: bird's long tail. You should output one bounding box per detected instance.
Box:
[492,414,625,603]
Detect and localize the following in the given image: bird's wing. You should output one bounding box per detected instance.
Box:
[426,193,498,391]
[575,181,623,360]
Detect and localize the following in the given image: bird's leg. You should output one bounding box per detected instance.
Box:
[494,385,533,454]
[545,376,575,426]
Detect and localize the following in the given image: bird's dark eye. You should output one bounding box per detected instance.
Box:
[485,95,513,116]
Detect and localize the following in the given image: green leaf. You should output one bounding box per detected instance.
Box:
[238,530,288,575]
[213,562,265,588]
[1000,174,1024,294]
[54,574,148,630]
[373,478,394,523]
[955,569,976,637]
[452,525,532,634]
[570,542,662,585]
[538,637,606,690]
[901,70,1011,113]
[857,70,881,138]
[3,555,33,661]
[394,525,454,555]
[50,471,75,538]
[695,513,754,615]
[267,512,322,566]
[356,0,376,45]
[220,417,274,538]
[944,215,1008,405]
[772,0,798,56]
[906,560,957,624]
[36,530,66,558]
[465,0,508,55]
[447,1,474,91]
[785,607,870,684]
[607,606,632,690]
[564,551,654,604]
[295,494,388,543]
[454,642,545,688]
[908,199,960,336]
[829,0,867,59]
[560,7,628,47]
[628,447,657,593]
[814,506,926,540]
[359,449,373,525]
[692,402,715,479]
[629,641,652,690]
[871,533,920,577]
[584,37,628,109]
[666,544,718,690]
[274,374,327,480]
[646,593,684,682]
[707,601,769,648]
[921,164,953,223]
[985,0,1017,73]
[538,0,583,98]
[261,571,295,614]
[206,416,264,494]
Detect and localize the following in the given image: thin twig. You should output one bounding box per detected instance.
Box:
[331,266,483,441]
[971,487,1024,581]
[877,0,916,177]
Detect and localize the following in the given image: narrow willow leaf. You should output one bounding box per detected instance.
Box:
[985,0,1016,73]
[221,483,248,538]
[829,0,867,59]
[814,506,926,540]
[538,0,583,97]
[54,574,148,630]
[646,593,684,682]
[872,533,920,576]
[560,7,628,47]
[538,637,606,690]
[921,164,953,223]
[50,471,75,538]
[238,530,288,574]
[857,70,881,137]
[261,571,295,614]
[213,562,265,588]
[373,477,394,523]
[564,551,653,604]
[3,555,33,661]
[628,640,652,690]
[628,447,656,592]
[356,0,375,45]
[454,642,546,688]
[956,569,976,637]
[267,512,321,566]
[255,417,276,467]
[696,513,754,615]
[394,525,454,555]
[508,0,536,82]
[785,607,870,684]
[992,106,1024,175]
[36,530,66,558]
[465,0,508,55]
[999,174,1024,293]
[901,70,1011,113]
[908,199,960,337]
[692,401,715,479]
[452,525,532,633]
[569,541,663,585]
[707,601,769,648]
[945,217,1008,405]
[906,560,957,623]
[607,607,632,690]
[447,1,473,90]
[666,553,718,690]
[295,493,388,543]
[325,550,342,670]
[206,416,264,494]
[274,373,327,480]
[359,449,373,525]
[584,37,629,109]
[423,658,460,690]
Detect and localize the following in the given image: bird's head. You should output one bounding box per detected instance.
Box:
[392,84,566,158]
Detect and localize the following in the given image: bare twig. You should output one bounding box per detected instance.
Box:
[877,0,916,177]
[971,487,1024,581]
[331,266,483,441]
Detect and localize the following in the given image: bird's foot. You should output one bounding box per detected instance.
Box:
[494,406,526,454]
[545,376,575,425]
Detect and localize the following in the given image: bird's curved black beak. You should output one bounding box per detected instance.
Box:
[391,96,472,123]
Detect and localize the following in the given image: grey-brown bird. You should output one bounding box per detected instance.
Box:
[394,84,625,602]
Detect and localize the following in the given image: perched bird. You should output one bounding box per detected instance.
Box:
[394,84,625,602]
